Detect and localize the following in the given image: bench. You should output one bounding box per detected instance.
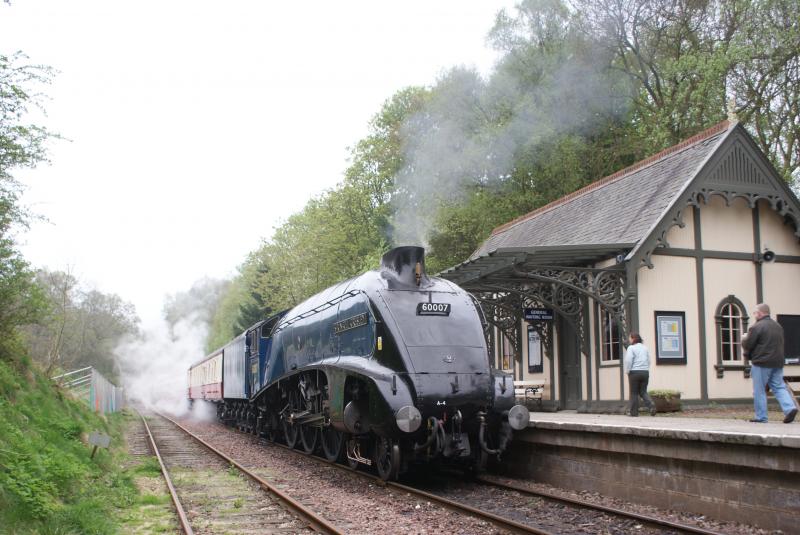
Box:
[514,380,546,407]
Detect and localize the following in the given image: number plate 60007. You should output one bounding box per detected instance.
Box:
[416,303,451,316]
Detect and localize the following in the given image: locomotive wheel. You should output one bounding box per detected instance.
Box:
[299,425,318,454]
[265,412,279,443]
[283,389,301,449]
[321,426,344,462]
[283,418,299,448]
[374,436,400,481]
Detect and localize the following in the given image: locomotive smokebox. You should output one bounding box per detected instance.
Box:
[380,246,430,289]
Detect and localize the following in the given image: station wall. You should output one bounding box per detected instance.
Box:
[701,196,753,252]
[636,254,702,399]
[703,258,757,399]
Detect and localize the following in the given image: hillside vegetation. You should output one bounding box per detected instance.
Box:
[0,357,137,534]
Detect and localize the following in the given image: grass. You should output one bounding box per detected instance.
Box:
[0,357,166,534]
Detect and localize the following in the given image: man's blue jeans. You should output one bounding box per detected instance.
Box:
[751,365,797,421]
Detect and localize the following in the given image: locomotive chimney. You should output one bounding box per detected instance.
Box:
[380,246,430,289]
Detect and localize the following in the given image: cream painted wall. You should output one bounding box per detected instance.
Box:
[664,206,695,248]
[701,196,753,252]
[552,323,560,402]
[759,200,800,256]
[636,255,702,398]
[762,262,800,314]
[598,365,622,400]
[585,302,595,401]
[591,299,624,400]
[703,258,757,399]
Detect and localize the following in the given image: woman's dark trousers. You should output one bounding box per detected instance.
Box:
[628,370,654,416]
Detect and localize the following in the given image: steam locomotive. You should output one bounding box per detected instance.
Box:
[188,246,529,480]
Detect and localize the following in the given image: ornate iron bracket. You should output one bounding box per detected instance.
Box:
[465,264,628,361]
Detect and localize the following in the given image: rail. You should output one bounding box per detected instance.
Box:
[475,476,725,535]
[137,411,194,535]
[157,412,343,535]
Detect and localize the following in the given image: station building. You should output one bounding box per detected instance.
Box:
[441,120,800,411]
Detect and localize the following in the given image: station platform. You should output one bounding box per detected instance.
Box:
[501,411,799,532]
[529,411,800,448]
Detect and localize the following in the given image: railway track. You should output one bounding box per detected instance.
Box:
[137,410,343,535]
[170,415,727,535]
[474,475,724,535]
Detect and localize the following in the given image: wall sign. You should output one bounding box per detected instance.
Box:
[654,311,687,365]
[524,308,554,321]
[527,326,544,373]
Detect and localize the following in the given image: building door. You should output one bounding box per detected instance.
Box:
[558,315,582,409]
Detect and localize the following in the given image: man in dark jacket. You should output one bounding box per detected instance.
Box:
[742,303,798,423]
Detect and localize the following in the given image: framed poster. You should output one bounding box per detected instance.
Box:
[527,326,544,373]
[654,311,687,364]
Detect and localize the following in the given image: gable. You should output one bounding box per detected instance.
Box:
[631,123,800,268]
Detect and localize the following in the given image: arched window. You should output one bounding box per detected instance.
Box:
[714,296,749,377]
[720,302,744,361]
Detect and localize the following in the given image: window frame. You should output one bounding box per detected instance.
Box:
[713,295,750,378]
[599,309,622,364]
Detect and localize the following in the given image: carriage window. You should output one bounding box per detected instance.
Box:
[601,310,622,362]
[715,296,748,362]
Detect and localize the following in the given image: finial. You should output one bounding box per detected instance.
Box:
[726,97,738,123]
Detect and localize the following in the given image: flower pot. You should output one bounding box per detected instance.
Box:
[652,394,681,412]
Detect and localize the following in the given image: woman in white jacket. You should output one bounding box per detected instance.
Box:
[624,333,657,417]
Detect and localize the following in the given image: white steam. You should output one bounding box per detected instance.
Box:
[390,49,623,246]
[117,314,208,418]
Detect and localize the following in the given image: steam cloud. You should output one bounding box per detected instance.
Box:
[117,277,228,419]
[117,314,209,418]
[390,47,623,247]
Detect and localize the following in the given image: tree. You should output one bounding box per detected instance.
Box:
[22,269,139,381]
[0,52,56,358]
[571,0,800,183]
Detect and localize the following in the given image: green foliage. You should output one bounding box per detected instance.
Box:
[0,359,138,534]
[571,0,800,183]
[648,389,681,399]
[0,52,57,359]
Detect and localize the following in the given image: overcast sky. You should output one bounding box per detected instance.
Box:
[1,1,514,324]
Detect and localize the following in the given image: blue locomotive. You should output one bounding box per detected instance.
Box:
[188,246,529,479]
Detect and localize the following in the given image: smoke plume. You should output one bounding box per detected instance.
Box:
[116,314,208,417]
[390,39,623,246]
